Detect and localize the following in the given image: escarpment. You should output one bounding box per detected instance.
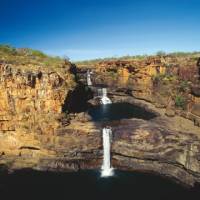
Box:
[0,62,74,132]
[0,61,101,172]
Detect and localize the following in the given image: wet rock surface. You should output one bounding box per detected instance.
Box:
[1,109,200,186]
[111,118,200,186]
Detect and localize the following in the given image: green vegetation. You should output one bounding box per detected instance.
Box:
[28,49,47,58]
[75,54,148,66]
[0,44,17,55]
[75,50,200,66]
[152,73,176,84]
[0,44,48,58]
[178,80,190,92]
[0,44,66,72]
[175,95,186,108]
[169,51,200,57]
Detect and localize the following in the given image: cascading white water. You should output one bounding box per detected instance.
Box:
[100,88,112,104]
[101,127,113,177]
[97,89,101,97]
[87,70,92,86]
[102,88,107,97]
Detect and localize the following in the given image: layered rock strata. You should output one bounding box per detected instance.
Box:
[81,56,200,127]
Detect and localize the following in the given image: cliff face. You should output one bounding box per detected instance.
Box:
[112,118,200,186]
[0,62,92,170]
[85,56,200,127]
[0,62,75,131]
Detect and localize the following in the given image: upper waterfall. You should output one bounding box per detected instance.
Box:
[99,88,112,105]
[87,70,92,86]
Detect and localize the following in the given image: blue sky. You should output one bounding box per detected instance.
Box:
[0,0,200,61]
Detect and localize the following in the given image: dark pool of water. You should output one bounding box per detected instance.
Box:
[0,170,199,200]
[88,102,157,121]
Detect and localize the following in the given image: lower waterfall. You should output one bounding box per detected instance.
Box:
[101,127,114,177]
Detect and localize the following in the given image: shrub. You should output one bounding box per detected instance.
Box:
[28,49,47,58]
[179,80,190,92]
[0,44,17,55]
[152,74,176,85]
[175,95,185,108]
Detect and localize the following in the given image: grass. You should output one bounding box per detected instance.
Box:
[0,44,17,55]
[0,44,66,72]
[178,80,190,92]
[75,51,200,66]
[175,95,186,108]
[75,54,149,66]
[152,74,177,85]
[0,44,76,90]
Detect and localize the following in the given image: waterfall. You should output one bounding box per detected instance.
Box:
[100,88,112,104]
[101,127,113,177]
[87,70,92,86]
[102,88,107,97]
[97,89,102,97]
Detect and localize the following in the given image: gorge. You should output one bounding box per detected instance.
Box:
[1,47,200,199]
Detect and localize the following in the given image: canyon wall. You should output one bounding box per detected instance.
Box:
[87,56,200,127]
[0,62,102,172]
